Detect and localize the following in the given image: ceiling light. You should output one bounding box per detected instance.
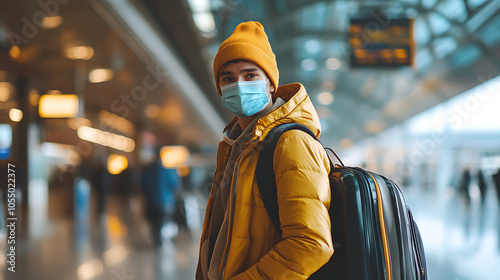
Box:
[77,126,135,152]
[187,0,216,34]
[39,94,79,118]
[0,82,12,101]
[89,69,114,83]
[64,45,94,60]
[301,59,317,71]
[317,92,335,105]
[193,12,216,33]
[42,16,63,29]
[326,58,341,70]
[305,39,321,54]
[9,108,23,122]
[9,46,20,59]
[188,0,210,10]
[107,154,128,175]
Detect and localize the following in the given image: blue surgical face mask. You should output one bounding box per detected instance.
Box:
[220,79,271,117]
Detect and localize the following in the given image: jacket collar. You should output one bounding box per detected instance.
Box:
[254,83,322,139]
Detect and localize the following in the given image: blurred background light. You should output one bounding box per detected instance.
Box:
[301,58,317,71]
[326,57,341,70]
[0,82,12,101]
[9,108,23,122]
[160,145,190,168]
[107,154,128,175]
[317,91,334,105]
[89,68,114,83]
[187,0,216,34]
[193,12,216,33]
[65,45,94,60]
[9,46,20,59]
[42,16,63,29]
[77,126,135,152]
[305,39,321,53]
[77,259,103,280]
[29,89,40,106]
[38,94,79,118]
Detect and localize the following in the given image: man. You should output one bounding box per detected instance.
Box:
[197,21,333,279]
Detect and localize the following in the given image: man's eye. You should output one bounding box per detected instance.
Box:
[222,77,233,82]
[247,73,257,78]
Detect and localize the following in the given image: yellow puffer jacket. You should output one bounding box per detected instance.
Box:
[197,83,333,279]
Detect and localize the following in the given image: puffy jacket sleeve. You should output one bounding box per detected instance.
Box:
[233,130,333,279]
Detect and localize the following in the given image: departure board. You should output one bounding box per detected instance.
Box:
[349,18,414,67]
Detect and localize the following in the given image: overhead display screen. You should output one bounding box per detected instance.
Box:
[349,18,414,67]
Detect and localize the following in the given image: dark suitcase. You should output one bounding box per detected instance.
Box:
[256,123,427,280]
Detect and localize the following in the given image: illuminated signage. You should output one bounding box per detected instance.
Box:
[39,94,79,118]
[349,18,414,66]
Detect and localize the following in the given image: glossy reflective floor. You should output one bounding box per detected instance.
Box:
[1,182,499,280]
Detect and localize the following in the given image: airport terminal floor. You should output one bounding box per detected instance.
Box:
[0,181,499,280]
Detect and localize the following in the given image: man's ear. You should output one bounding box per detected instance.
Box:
[270,84,275,93]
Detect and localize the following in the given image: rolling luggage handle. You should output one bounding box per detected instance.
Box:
[325,147,345,167]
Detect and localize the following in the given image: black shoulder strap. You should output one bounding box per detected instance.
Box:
[255,123,320,235]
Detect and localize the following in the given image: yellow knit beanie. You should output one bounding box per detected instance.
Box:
[213,21,279,95]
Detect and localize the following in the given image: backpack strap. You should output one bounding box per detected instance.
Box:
[255,123,320,235]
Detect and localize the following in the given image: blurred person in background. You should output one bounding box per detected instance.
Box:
[477,169,487,206]
[493,168,500,206]
[91,160,112,222]
[141,151,181,248]
[458,168,471,206]
[196,21,333,279]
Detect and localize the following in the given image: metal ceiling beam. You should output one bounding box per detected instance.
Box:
[417,5,500,70]
[93,0,225,140]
